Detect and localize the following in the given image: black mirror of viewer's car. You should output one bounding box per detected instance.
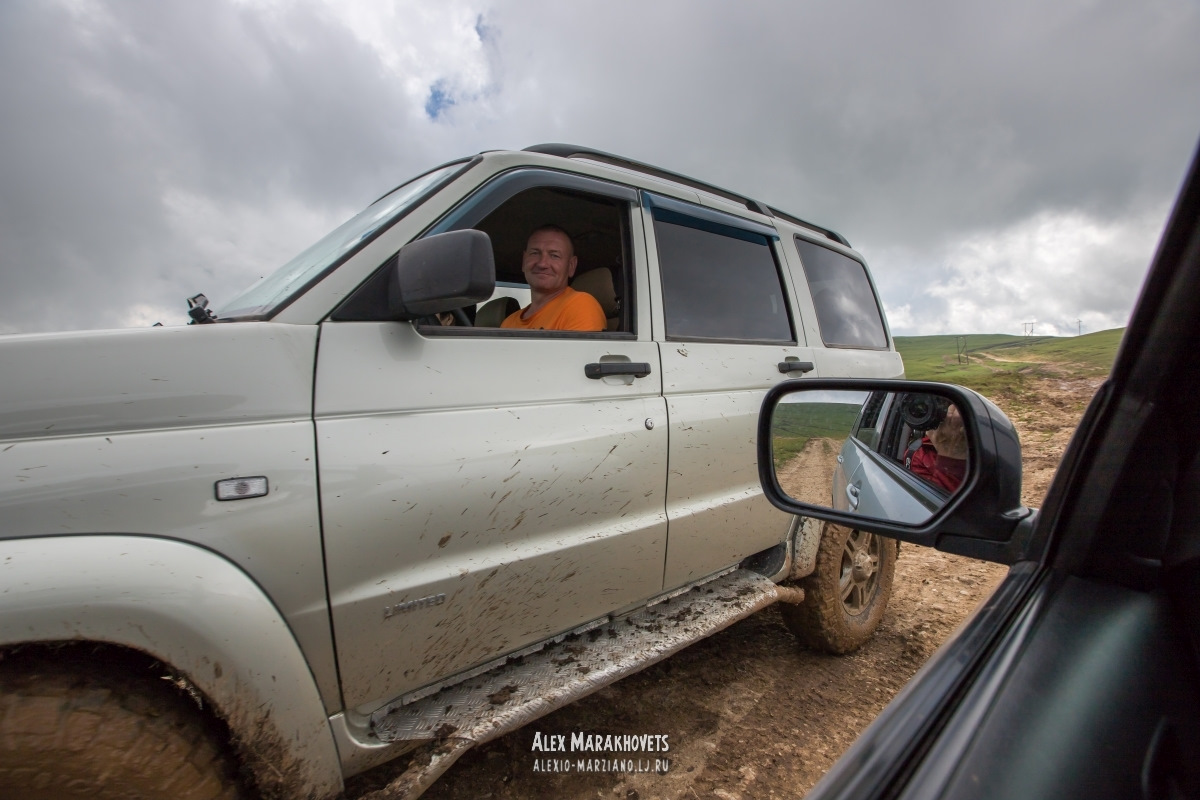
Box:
[758,379,1035,564]
[388,229,496,320]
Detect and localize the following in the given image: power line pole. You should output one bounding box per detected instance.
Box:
[1023,322,1035,338]
[1076,319,1082,336]
[956,335,968,365]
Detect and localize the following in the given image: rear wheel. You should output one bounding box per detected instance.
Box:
[0,657,242,800]
[781,521,897,654]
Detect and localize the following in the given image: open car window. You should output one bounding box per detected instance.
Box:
[455,185,633,333]
[332,169,636,335]
[851,390,965,500]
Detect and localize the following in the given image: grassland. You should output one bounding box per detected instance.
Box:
[893,328,1124,403]
[771,400,861,469]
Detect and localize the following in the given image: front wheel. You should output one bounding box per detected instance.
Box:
[780,521,897,654]
[0,657,243,800]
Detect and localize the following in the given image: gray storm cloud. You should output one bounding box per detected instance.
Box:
[0,0,1197,335]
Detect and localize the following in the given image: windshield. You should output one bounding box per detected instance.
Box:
[218,160,469,319]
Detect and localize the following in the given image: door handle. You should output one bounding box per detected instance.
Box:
[846,483,860,510]
[778,361,815,374]
[585,362,652,379]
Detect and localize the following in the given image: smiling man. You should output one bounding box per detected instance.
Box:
[501,225,607,331]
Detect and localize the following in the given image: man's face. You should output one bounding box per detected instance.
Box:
[522,229,577,294]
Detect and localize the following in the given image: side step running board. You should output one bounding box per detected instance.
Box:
[360,569,801,800]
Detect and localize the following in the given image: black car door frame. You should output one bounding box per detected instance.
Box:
[804,140,1200,800]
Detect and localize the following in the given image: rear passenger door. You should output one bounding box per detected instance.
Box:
[643,193,820,589]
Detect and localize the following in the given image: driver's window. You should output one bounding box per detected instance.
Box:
[891,393,969,495]
[852,392,890,451]
[430,184,634,335]
[330,172,636,332]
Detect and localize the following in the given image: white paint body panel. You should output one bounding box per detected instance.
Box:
[314,322,668,710]
[0,536,343,799]
[657,345,817,587]
[0,323,341,711]
[0,323,315,438]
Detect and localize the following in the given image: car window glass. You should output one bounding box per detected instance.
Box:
[852,392,890,451]
[653,210,793,343]
[794,237,888,349]
[221,160,468,319]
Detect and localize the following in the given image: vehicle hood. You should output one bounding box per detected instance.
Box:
[0,323,317,440]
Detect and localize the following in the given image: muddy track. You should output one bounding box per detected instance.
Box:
[347,372,1100,800]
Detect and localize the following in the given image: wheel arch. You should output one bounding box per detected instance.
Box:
[0,534,343,800]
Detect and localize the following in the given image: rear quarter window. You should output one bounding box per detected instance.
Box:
[794,237,888,349]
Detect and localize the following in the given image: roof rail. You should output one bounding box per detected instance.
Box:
[522,143,850,248]
[765,206,851,248]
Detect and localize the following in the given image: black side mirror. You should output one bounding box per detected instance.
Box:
[388,229,495,320]
[758,379,1033,564]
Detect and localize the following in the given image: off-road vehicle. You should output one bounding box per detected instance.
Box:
[0,144,903,798]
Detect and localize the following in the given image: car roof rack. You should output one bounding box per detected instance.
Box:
[522,143,851,248]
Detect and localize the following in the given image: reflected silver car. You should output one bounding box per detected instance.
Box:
[833,390,964,525]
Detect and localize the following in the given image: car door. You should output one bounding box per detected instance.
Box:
[315,169,669,711]
[643,193,822,589]
[833,391,888,513]
[767,142,1200,800]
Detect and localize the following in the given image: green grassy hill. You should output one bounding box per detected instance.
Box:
[771,401,861,469]
[987,328,1125,372]
[893,328,1124,401]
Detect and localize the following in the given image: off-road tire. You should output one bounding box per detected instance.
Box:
[0,657,242,800]
[781,521,897,654]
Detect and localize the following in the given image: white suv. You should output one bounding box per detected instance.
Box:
[0,144,903,798]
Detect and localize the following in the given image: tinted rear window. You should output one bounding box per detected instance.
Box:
[794,237,888,349]
[653,214,793,343]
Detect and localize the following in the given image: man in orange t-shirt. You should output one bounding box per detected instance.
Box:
[501,226,606,332]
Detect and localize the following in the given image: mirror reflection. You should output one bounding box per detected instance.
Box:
[771,389,970,525]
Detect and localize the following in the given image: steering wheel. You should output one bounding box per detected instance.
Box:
[452,308,472,327]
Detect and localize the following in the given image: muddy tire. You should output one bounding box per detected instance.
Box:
[781,521,897,654]
[0,659,242,800]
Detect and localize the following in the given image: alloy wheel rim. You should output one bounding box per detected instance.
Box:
[839,529,881,615]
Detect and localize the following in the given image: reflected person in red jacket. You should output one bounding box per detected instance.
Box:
[905,404,968,493]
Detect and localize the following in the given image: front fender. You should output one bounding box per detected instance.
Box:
[0,535,342,799]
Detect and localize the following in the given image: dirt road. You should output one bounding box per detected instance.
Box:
[347,371,1101,800]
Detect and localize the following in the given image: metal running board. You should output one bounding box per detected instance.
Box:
[360,569,797,800]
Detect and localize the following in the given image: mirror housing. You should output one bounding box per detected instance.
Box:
[758,379,1034,564]
[388,229,495,320]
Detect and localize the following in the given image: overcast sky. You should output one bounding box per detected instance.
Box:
[2,0,1198,337]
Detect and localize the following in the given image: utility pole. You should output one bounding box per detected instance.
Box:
[1023,322,1035,338]
[955,335,968,365]
[1077,319,1082,336]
